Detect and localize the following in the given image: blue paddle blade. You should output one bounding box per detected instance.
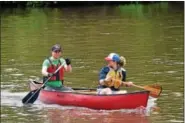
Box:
[22,89,41,104]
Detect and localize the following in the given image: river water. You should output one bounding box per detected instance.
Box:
[1,2,184,123]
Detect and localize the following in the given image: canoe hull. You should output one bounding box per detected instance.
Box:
[39,90,149,110]
[28,79,149,110]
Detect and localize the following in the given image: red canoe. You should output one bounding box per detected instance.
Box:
[29,80,149,110]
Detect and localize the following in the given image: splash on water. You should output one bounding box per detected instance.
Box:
[1,90,29,107]
[10,74,24,76]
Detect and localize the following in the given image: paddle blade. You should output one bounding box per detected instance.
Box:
[22,89,40,104]
[143,84,162,98]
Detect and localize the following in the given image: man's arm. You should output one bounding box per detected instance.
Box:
[41,60,50,76]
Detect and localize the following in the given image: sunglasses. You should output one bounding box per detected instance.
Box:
[54,50,61,53]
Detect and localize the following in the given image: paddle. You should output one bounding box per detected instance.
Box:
[112,79,162,98]
[22,63,65,104]
[131,83,162,98]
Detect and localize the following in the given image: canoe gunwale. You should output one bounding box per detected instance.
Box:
[41,89,150,96]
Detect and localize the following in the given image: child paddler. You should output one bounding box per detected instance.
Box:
[97,53,133,95]
[41,44,73,91]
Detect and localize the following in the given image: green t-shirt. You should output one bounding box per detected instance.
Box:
[42,56,67,88]
[42,56,66,68]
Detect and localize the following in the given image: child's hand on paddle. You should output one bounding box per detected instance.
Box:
[124,81,133,87]
[104,76,112,82]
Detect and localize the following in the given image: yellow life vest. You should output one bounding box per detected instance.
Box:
[104,68,123,89]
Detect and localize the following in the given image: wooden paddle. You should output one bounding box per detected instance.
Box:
[131,83,162,98]
[22,63,65,104]
[113,79,162,98]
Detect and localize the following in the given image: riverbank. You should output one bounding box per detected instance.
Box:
[0,1,182,8]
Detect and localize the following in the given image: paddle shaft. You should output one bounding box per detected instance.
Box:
[117,79,146,89]
[23,62,65,104]
[131,84,145,89]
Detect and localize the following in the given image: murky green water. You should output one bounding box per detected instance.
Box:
[1,2,184,123]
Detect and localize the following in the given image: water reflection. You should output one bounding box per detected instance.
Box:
[45,108,149,123]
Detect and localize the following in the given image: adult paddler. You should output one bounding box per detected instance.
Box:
[41,44,73,91]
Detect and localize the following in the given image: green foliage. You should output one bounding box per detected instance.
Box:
[0,1,170,8]
[0,1,52,8]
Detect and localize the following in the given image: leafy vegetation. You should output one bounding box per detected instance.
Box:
[0,1,165,8]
